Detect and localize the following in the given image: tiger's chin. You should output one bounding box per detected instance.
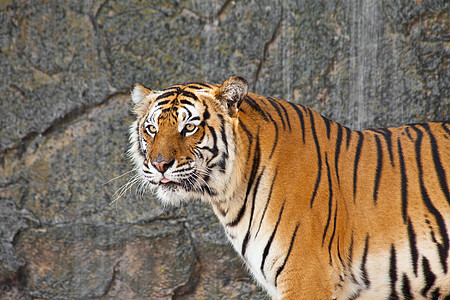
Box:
[155,182,202,206]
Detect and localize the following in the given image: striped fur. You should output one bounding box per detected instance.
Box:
[128,76,450,299]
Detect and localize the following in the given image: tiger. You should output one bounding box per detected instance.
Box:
[128,76,450,299]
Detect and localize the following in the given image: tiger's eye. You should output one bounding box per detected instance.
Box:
[185,124,196,132]
[146,125,157,135]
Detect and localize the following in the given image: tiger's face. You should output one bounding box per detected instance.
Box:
[128,77,248,204]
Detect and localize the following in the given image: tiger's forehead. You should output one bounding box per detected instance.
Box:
[154,88,198,117]
[155,88,198,113]
[154,82,213,108]
[145,83,212,125]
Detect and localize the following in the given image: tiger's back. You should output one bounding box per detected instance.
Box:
[235,88,449,299]
[129,76,449,299]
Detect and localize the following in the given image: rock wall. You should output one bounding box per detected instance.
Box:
[0,0,448,298]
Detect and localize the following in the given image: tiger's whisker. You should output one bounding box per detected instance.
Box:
[104,169,136,185]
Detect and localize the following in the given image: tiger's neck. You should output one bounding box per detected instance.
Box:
[207,105,264,234]
[208,128,279,295]
[206,101,295,297]
[208,114,255,226]
[205,95,346,297]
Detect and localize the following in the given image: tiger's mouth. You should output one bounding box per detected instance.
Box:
[160,178,171,183]
[144,160,213,196]
[158,180,180,191]
[155,172,209,194]
[157,176,193,190]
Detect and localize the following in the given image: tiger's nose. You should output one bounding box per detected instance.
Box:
[151,154,174,173]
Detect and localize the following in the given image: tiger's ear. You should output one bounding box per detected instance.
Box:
[131,83,152,104]
[215,76,248,116]
[130,83,153,116]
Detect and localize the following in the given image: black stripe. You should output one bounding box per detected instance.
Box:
[352,131,364,202]
[421,256,436,296]
[278,100,292,132]
[181,107,192,123]
[367,128,384,135]
[377,128,395,167]
[202,103,210,121]
[193,147,204,161]
[244,96,269,121]
[310,111,323,207]
[366,128,378,133]
[345,126,352,150]
[286,102,306,143]
[346,234,363,293]
[162,86,181,92]
[328,202,338,265]
[185,82,211,89]
[401,273,413,300]
[430,289,440,300]
[186,82,211,89]
[361,234,371,287]
[337,235,344,266]
[422,123,450,204]
[218,114,229,157]
[275,222,300,286]
[161,106,178,116]
[195,127,206,149]
[335,125,343,186]
[180,99,195,106]
[156,91,177,100]
[156,99,171,106]
[183,107,192,126]
[405,127,414,141]
[185,85,203,90]
[239,120,253,144]
[261,199,286,278]
[255,168,278,238]
[373,134,383,204]
[389,245,399,300]
[397,138,408,223]
[137,126,146,156]
[322,154,334,245]
[412,125,449,273]
[180,90,198,100]
[263,102,283,130]
[345,235,361,293]
[407,218,419,276]
[442,122,450,136]
[267,97,287,131]
[201,125,219,162]
[323,116,331,139]
[228,134,261,227]
[241,167,265,257]
[348,233,354,265]
[265,110,279,159]
[216,156,227,173]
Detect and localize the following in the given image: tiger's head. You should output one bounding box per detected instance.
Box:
[128,76,248,205]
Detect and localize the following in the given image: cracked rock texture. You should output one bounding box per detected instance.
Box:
[0,0,448,299]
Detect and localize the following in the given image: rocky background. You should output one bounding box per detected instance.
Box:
[0,0,448,299]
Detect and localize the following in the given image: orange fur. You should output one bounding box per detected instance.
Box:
[129,77,450,299]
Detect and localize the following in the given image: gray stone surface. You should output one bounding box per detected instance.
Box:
[16,222,197,299]
[0,0,448,298]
